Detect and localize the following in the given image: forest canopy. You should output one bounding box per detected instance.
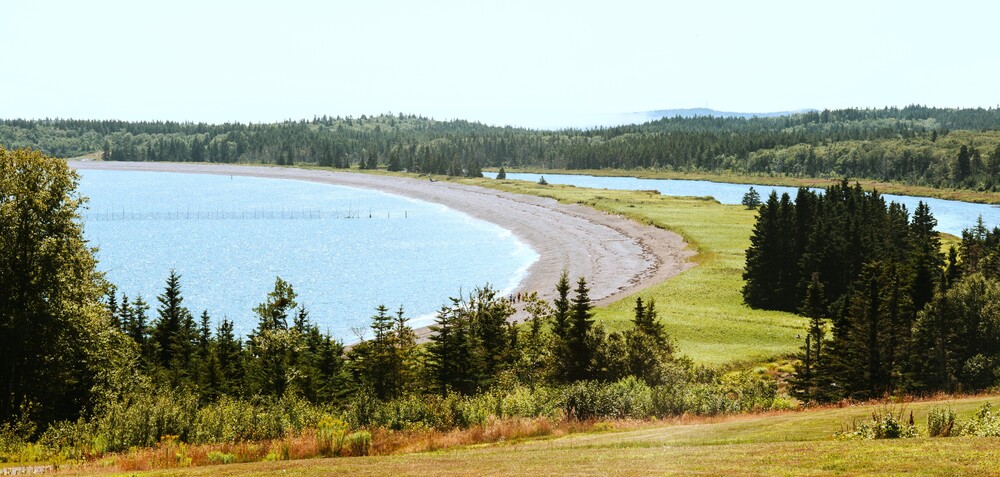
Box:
[4,105,1000,190]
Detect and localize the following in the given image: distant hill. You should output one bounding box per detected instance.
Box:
[623,108,816,123]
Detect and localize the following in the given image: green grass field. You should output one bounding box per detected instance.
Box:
[464,178,807,367]
[112,396,1000,477]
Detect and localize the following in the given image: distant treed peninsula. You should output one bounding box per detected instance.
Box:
[4,105,1000,190]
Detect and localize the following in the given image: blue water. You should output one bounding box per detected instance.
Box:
[485,172,1000,237]
[78,170,538,339]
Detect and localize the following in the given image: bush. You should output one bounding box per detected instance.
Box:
[206,451,235,464]
[345,431,371,456]
[563,377,653,420]
[962,403,1000,437]
[838,407,918,440]
[927,406,960,437]
[315,415,348,457]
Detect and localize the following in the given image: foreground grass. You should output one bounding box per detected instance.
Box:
[94,396,1000,477]
[462,177,806,367]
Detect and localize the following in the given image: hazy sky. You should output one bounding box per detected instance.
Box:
[4,0,999,128]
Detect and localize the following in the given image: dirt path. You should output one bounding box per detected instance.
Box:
[68,161,695,319]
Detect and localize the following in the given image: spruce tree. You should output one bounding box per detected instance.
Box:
[549,271,574,382]
[567,276,595,381]
[247,277,298,397]
[427,302,476,395]
[909,201,942,312]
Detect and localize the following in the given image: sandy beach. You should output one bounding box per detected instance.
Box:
[68,161,695,316]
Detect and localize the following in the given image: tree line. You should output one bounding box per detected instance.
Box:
[5,106,1000,190]
[742,182,1000,400]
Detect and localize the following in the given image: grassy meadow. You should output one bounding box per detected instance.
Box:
[465,177,807,367]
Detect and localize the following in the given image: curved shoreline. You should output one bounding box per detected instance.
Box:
[67,161,695,319]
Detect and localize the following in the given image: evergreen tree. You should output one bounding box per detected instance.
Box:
[956,145,971,183]
[828,261,913,399]
[743,191,784,309]
[791,273,830,401]
[197,310,222,400]
[496,166,507,180]
[467,286,515,384]
[349,305,415,400]
[247,277,298,397]
[908,274,1000,393]
[567,276,596,381]
[427,302,476,395]
[624,297,675,384]
[741,186,761,209]
[909,201,943,312]
[549,271,574,382]
[151,271,197,385]
[387,149,402,172]
[214,319,244,398]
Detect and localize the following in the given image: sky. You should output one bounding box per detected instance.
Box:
[4,0,999,129]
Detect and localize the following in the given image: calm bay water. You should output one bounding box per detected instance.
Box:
[79,170,538,339]
[485,172,1000,236]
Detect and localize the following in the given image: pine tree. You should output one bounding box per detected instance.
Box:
[567,276,595,381]
[197,310,222,400]
[247,277,298,397]
[151,271,196,385]
[909,201,943,312]
[741,186,761,209]
[791,273,830,401]
[468,286,515,384]
[427,302,476,395]
[214,319,244,397]
[387,149,402,172]
[350,305,415,400]
[743,192,784,308]
[496,166,507,180]
[624,297,674,384]
[549,271,574,382]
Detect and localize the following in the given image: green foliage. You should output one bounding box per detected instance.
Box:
[741,186,761,209]
[838,406,918,440]
[562,377,653,420]
[962,402,1000,437]
[206,451,235,464]
[926,406,960,437]
[345,431,371,457]
[315,415,349,457]
[348,305,417,400]
[0,147,132,429]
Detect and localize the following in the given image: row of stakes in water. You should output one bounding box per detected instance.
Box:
[83,208,410,221]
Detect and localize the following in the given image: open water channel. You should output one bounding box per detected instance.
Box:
[484,172,1000,237]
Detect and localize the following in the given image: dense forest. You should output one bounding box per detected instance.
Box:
[4,106,1000,190]
[743,183,1000,401]
[1,148,782,460]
